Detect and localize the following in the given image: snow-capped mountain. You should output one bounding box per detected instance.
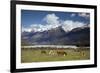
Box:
[21,25,90,46]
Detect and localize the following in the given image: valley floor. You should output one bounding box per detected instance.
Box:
[21,47,90,63]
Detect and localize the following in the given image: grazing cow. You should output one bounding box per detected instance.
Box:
[57,50,67,56]
[49,50,55,55]
[41,50,46,54]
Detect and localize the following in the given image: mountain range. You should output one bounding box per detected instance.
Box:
[21,25,90,46]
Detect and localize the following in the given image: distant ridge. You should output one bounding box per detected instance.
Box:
[21,26,90,46]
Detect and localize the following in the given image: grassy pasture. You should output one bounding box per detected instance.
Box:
[21,47,90,63]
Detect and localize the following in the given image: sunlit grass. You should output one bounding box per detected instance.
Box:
[21,48,90,63]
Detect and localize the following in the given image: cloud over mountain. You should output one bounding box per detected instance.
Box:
[22,13,88,32]
[78,13,90,18]
[62,20,86,32]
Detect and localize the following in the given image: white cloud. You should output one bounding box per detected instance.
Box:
[43,13,59,24]
[22,27,32,32]
[22,13,87,32]
[27,13,61,32]
[43,13,60,28]
[71,13,76,17]
[78,13,90,18]
[62,20,86,32]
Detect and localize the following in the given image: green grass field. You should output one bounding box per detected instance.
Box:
[21,47,90,63]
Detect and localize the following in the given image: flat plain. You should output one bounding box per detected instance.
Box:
[21,47,90,63]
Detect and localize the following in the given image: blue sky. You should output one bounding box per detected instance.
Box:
[21,10,90,32]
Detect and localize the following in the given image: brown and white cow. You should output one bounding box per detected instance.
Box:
[56,50,67,56]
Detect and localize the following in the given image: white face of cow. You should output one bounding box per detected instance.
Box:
[48,50,67,56]
[49,50,55,55]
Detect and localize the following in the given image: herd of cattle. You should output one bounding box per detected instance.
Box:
[41,49,85,56]
[22,47,87,57]
[41,50,67,56]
